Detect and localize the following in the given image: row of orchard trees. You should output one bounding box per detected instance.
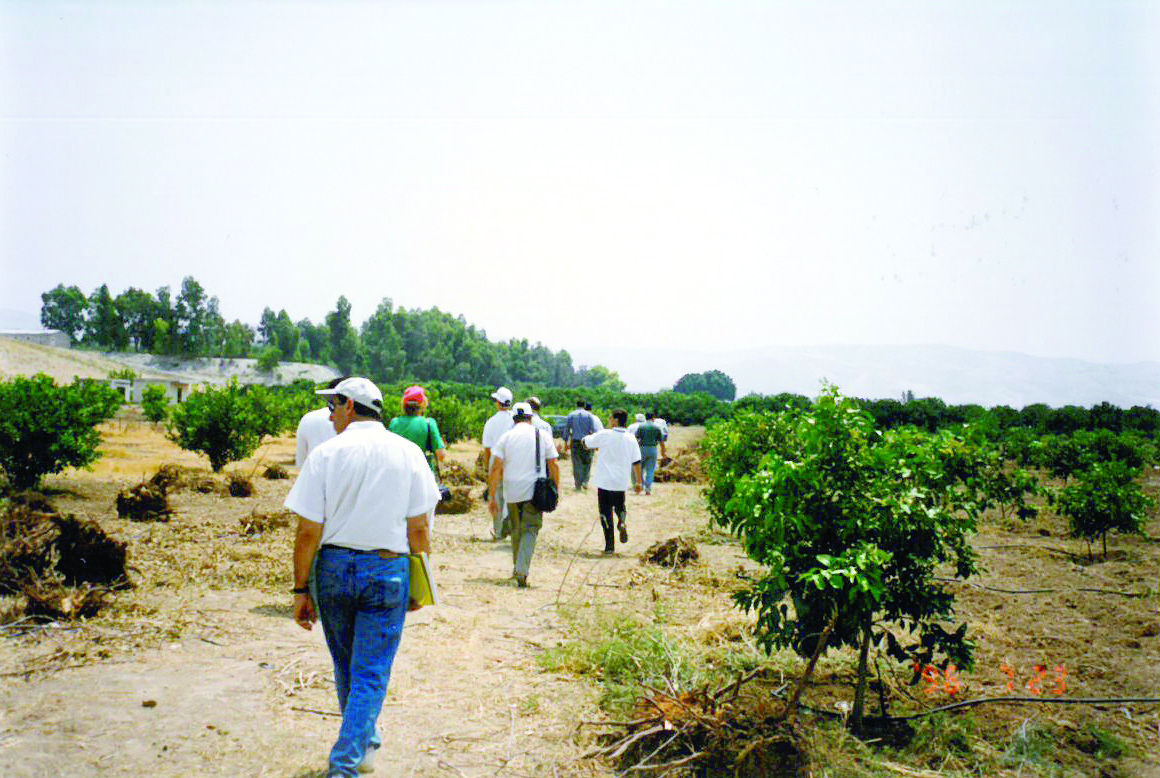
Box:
[39,280,626,392]
[702,387,1156,731]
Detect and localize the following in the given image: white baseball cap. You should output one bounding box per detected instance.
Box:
[512,402,533,420]
[635,413,646,423]
[317,377,384,413]
[491,386,513,405]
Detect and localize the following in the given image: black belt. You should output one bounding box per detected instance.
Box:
[320,545,404,559]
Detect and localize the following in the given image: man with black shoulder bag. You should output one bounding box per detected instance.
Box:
[487,403,560,588]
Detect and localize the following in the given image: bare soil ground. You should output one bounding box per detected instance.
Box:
[2,410,1159,777]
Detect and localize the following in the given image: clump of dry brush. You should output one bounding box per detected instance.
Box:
[587,673,808,777]
[1,492,131,621]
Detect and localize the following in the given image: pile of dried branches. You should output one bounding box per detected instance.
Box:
[148,463,218,494]
[435,486,474,515]
[653,448,705,484]
[640,536,700,568]
[584,674,806,777]
[116,482,170,521]
[1,498,130,621]
[473,450,490,482]
[227,473,254,498]
[439,460,475,486]
[239,509,295,536]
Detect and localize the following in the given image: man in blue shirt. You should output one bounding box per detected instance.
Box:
[563,400,599,490]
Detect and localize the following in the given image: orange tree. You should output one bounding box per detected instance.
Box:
[167,379,271,472]
[0,374,121,490]
[704,387,982,731]
[1055,460,1154,560]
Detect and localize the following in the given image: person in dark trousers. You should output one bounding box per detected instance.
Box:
[487,403,560,587]
[562,399,599,490]
[582,409,642,554]
[634,412,668,495]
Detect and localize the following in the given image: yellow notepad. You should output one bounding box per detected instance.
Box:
[408,552,439,607]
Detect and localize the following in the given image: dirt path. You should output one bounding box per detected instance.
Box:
[1,427,731,777]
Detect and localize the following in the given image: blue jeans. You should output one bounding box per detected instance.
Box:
[640,446,659,491]
[316,547,409,777]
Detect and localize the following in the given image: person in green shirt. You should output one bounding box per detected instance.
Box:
[634,412,668,495]
[388,385,446,473]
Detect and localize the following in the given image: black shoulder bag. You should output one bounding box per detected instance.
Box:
[531,426,559,512]
[425,419,452,503]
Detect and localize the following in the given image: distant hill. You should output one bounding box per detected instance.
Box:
[570,344,1160,409]
[0,338,338,387]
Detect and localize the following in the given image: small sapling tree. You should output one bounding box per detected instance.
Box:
[141,384,169,423]
[1037,434,1086,482]
[976,441,1042,522]
[167,379,267,472]
[0,374,122,490]
[256,345,281,373]
[706,388,981,731]
[1055,461,1154,560]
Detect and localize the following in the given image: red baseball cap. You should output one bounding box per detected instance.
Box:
[402,385,428,405]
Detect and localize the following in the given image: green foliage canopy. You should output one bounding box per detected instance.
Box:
[673,369,736,401]
[704,388,981,727]
[0,374,122,489]
[1055,461,1154,559]
[167,379,270,471]
[141,384,169,423]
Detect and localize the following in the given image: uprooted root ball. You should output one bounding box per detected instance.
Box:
[435,486,473,515]
[262,464,289,480]
[640,536,699,568]
[227,474,254,498]
[1,502,129,621]
[116,482,170,521]
[653,448,705,483]
[239,510,294,536]
[439,460,474,486]
[596,684,808,777]
[148,463,219,495]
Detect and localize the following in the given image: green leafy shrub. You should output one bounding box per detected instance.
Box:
[141,384,169,423]
[1055,460,1154,559]
[255,345,281,372]
[0,374,122,489]
[167,379,269,472]
[705,387,982,730]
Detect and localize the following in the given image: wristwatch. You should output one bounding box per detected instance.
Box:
[290,586,310,595]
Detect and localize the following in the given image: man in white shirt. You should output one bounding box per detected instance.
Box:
[481,386,515,539]
[652,413,669,442]
[526,396,553,435]
[285,377,440,778]
[295,376,345,467]
[487,403,560,587]
[583,409,643,555]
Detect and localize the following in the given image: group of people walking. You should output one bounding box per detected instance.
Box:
[283,377,669,777]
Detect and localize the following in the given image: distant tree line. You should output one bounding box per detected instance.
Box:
[734,392,1160,439]
[673,369,736,401]
[39,279,625,390]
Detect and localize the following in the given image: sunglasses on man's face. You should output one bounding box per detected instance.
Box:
[327,396,346,413]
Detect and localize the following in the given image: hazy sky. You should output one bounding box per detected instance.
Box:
[2,1,1157,365]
